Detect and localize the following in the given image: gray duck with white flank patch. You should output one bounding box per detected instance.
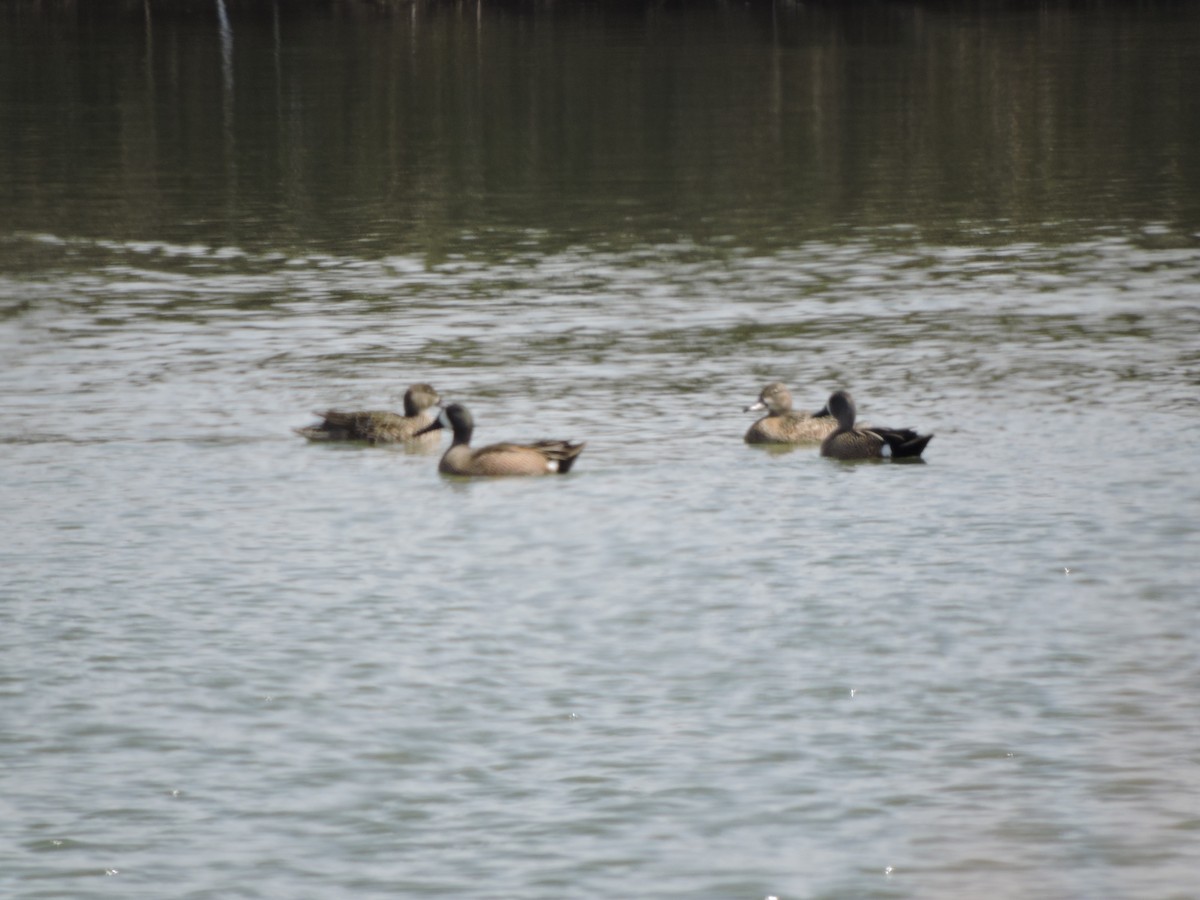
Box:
[415,403,585,476]
[819,390,932,460]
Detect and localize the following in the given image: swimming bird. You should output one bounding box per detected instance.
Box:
[819,390,932,460]
[743,382,837,444]
[294,383,442,445]
[414,403,585,476]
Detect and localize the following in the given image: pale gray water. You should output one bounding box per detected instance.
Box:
[2,3,1200,899]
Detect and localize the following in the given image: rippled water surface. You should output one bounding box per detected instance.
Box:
[2,3,1199,899]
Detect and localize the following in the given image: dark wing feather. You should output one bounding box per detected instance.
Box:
[872,427,933,458]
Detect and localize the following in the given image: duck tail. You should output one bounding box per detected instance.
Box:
[890,431,933,458]
[556,442,587,474]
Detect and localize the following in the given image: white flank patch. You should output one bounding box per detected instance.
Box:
[547,460,559,473]
[881,443,892,458]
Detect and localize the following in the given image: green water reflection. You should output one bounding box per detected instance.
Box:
[2,2,1197,260]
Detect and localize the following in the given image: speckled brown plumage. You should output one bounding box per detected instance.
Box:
[295,383,441,445]
[743,382,837,444]
[819,390,932,460]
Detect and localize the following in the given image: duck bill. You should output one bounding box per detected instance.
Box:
[743,401,766,413]
[811,404,831,418]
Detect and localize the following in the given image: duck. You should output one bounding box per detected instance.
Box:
[294,383,442,445]
[819,390,932,460]
[743,382,837,444]
[414,403,585,476]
